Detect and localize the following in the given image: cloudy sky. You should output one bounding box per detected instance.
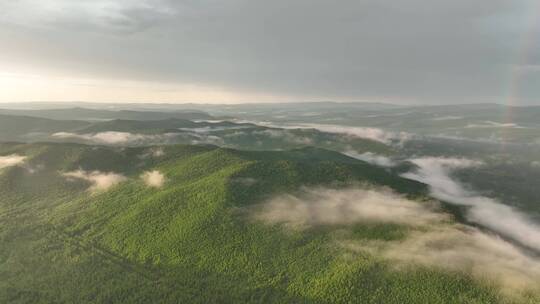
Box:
[0,0,539,104]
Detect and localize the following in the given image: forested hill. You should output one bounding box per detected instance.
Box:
[0,142,536,303]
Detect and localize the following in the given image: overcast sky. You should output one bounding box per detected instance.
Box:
[0,0,539,104]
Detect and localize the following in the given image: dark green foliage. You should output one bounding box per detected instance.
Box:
[0,143,531,303]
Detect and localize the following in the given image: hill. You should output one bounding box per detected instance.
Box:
[2,142,534,303]
[0,114,392,156]
[0,114,90,141]
[0,107,213,121]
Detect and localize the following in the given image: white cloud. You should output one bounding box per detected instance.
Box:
[346,224,540,292]
[63,170,127,192]
[255,186,540,292]
[430,115,463,121]
[429,134,502,144]
[253,129,313,145]
[465,121,525,129]
[0,154,27,169]
[286,123,412,146]
[223,130,248,138]
[52,131,179,145]
[226,119,412,146]
[0,0,176,33]
[254,187,445,228]
[402,157,540,252]
[139,147,165,159]
[231,177,258,186]
[180,124,250,133]
[300,112,321,117]
[141,170,165,188]
[189,133,225,146]
[150,147,165,157]
[343,151,396,167]
[25,163,45,174]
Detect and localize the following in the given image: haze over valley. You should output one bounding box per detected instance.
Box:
[1,102,540,303]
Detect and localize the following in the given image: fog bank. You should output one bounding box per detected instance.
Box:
[0,154,26,169]
[402,157,540,252]
[63,170,127,192]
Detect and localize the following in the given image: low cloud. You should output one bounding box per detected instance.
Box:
[0,154,27,169]
[253,129,313,145]
[465,121,525,129]
[25,163,45,174]
[288,123,412,146]
[139,147,165,159]
[343,151,396,167]
[300,112,322,117]
[430,116,463,121]
[223,130,248,138]
[227,120,412,146]
[1,0,177,34]
[52,131,179,145]
[141,170,165,188]
[63,170,127,192]
[402,157,540,252]
[429,134,503,144]
[254,187,445,228]
[189,133,225,146]
[253,185,540,292]
[220,128,314,146]
[180,124,250,133]
[150,147,165,157]
[346,224,540,292]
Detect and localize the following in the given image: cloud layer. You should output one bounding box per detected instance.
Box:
[0,0,176,34]
[2,0,539,103]
[358,225,540,292]
[63,169,127,191]
[255,186,540,292]
[141,170,165,188]
[255,187,445,227]
[402,157,540,252]
[0,154,27,169]
[252,129,314,145]
[290,124,412,145]
[52,131,179,145]
[343,151,396,167]
[465,121,525,129]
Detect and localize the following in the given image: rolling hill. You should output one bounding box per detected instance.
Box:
[1,142,535,303]
[0,113,392,155]
[0,107,213,121]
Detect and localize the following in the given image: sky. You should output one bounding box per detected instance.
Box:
[0,0,539,105]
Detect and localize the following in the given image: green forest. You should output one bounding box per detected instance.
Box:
[2,142,537,303]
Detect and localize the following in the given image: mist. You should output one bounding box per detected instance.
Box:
[253,129,314,145]
[141,170,165,188]
[52,131,180,145]
[349,225,540,292]
[139,147,165,159]
[63,169,127,192]
[402,157,540,252]
[465,121,525,129]
[343,151,396,167]
[254,187,446,228]
[255,186,540,292]
[0,154,27,169]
